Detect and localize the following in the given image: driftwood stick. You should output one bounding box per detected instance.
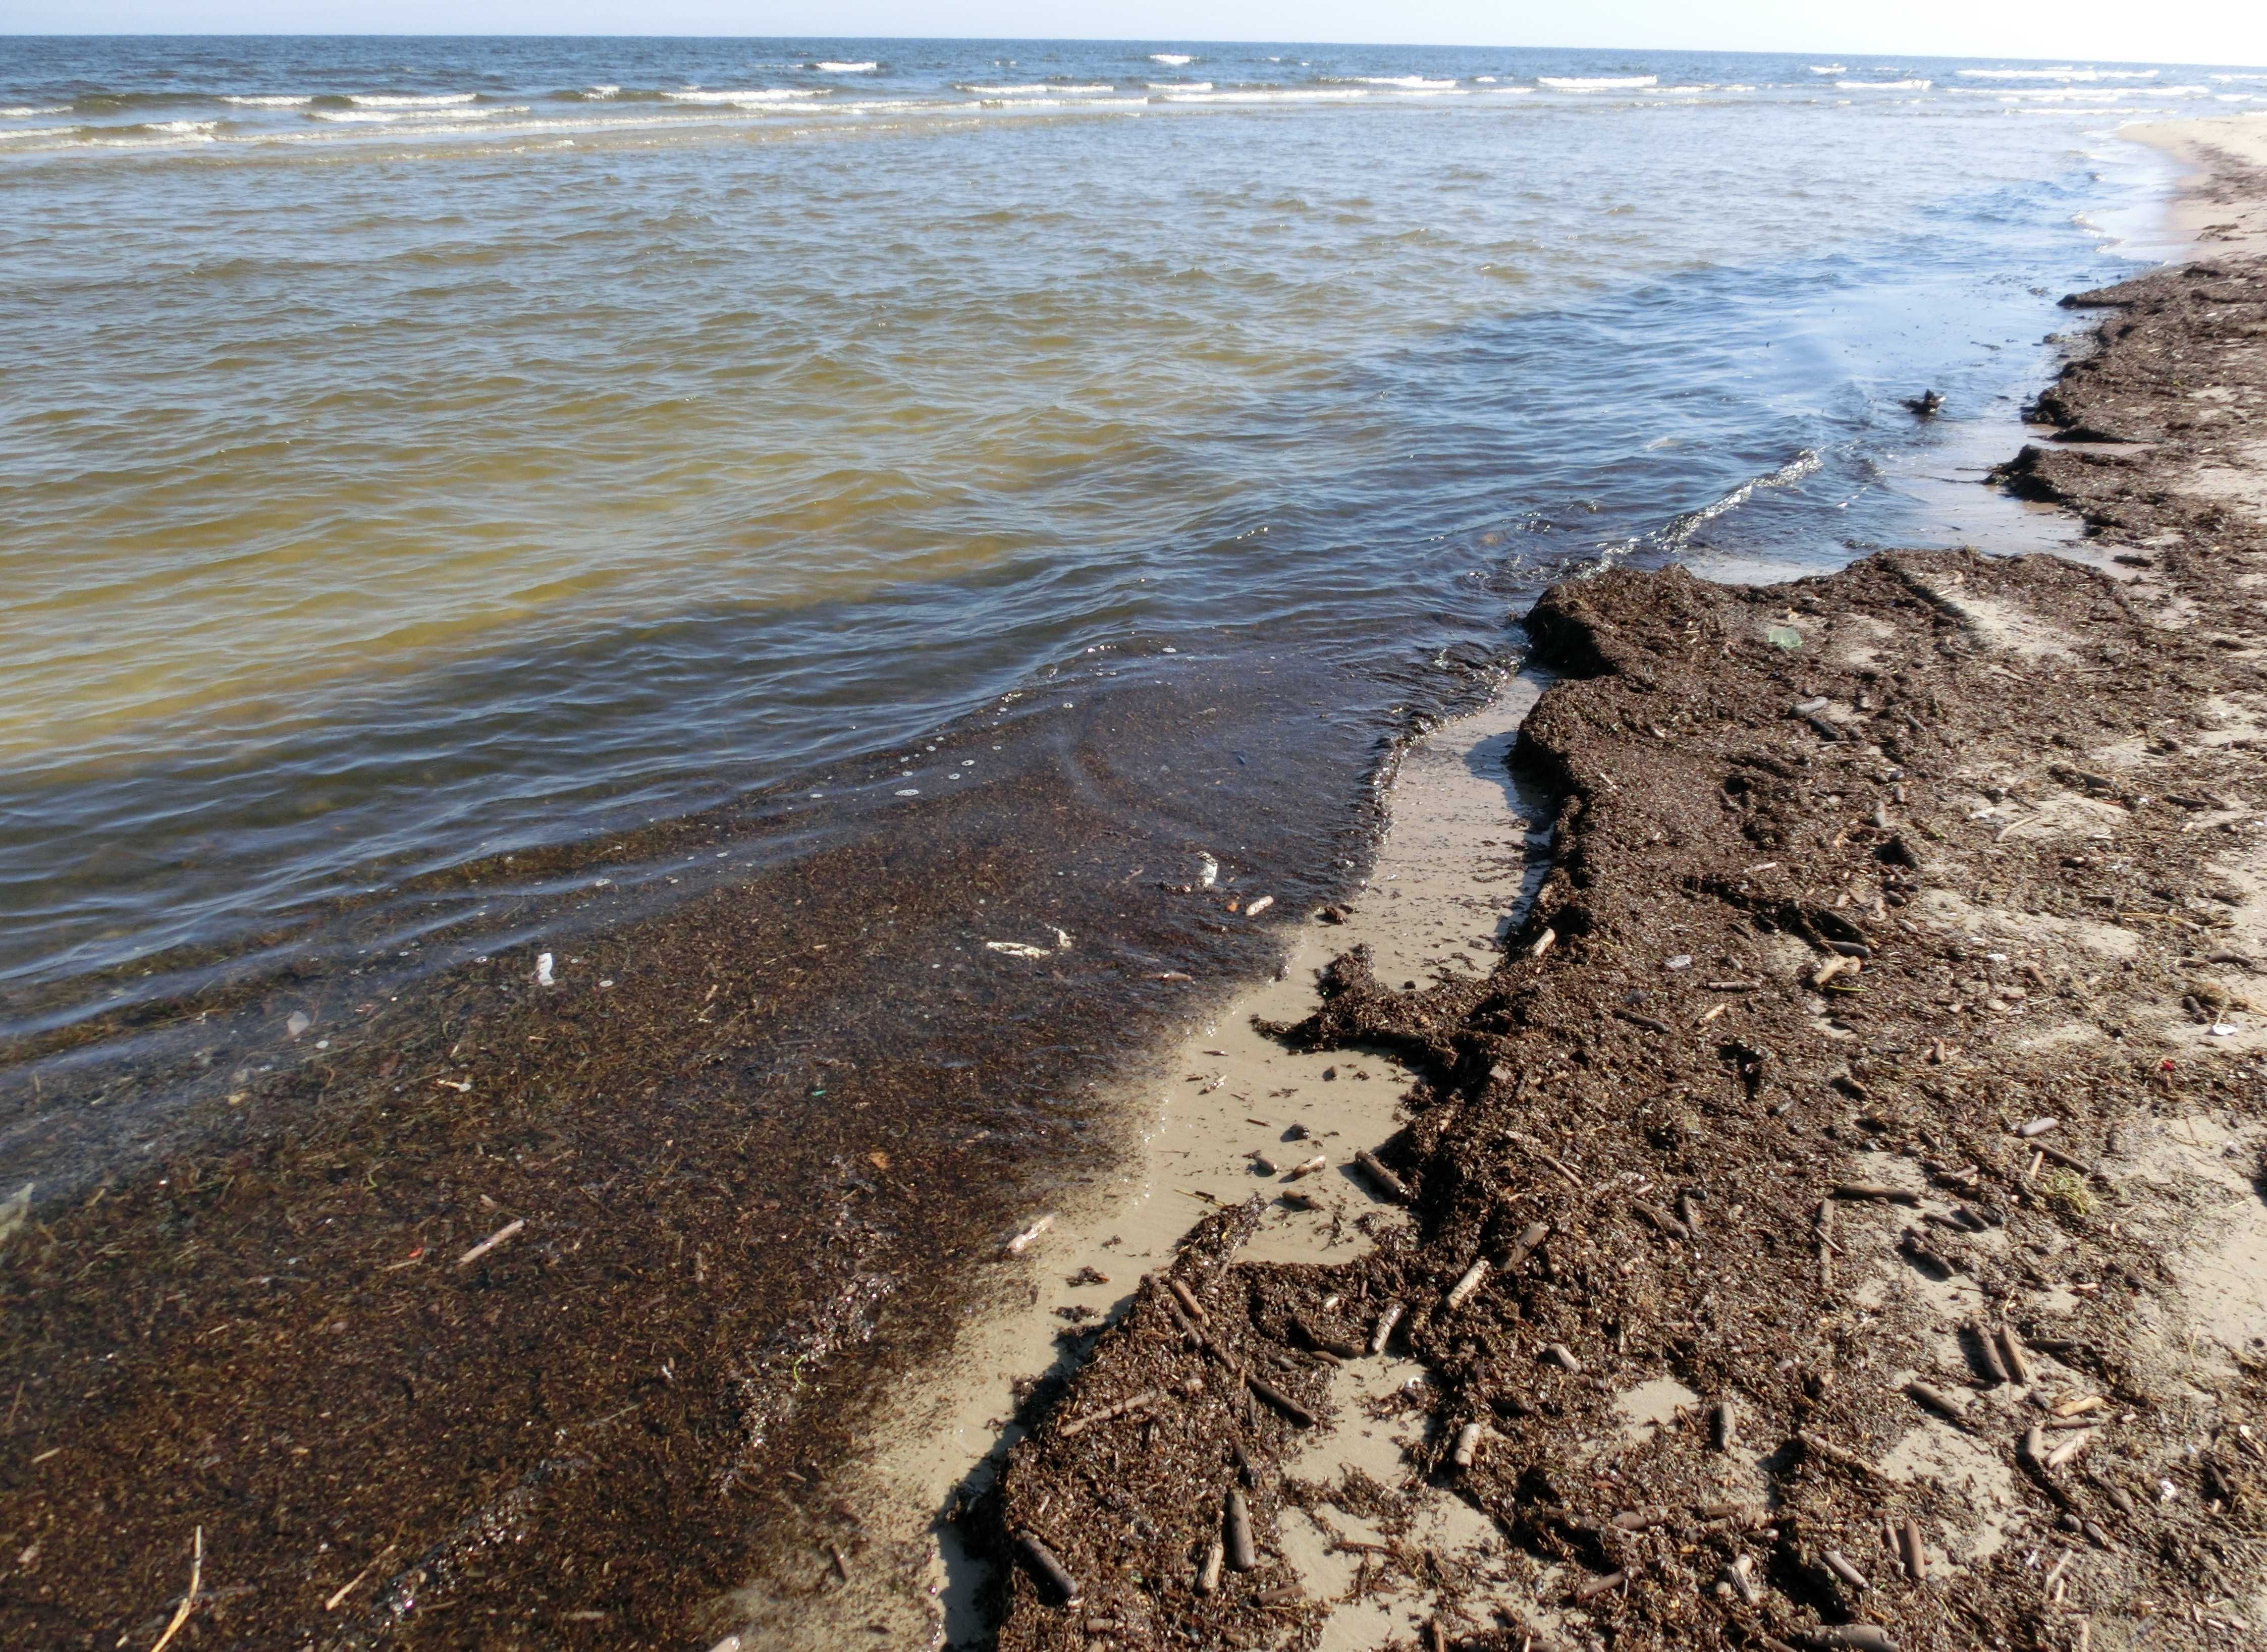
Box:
[1370,1301,1405,1355]
[1017,1530,1082,1606]
[1224,1490,1258,1571]
[1354,1149,1412,1202]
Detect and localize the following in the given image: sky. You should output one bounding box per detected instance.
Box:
[11,0,2267,69]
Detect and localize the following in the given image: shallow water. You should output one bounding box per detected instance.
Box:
[0,37,2218,1026]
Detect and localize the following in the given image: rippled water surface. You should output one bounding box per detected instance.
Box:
[0,36,2228,1017]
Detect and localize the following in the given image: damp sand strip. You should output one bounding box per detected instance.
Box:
[709,674,1556,1647]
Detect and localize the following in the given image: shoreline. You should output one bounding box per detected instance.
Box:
[0,113,2220,1652]
[972,134,2267,1651]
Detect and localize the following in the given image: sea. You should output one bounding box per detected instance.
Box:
[2,39,2246,1033]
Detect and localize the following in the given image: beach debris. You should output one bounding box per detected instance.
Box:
[986,941,1052,959]
[1899,1516,1926,1582]
[1903,389,1945,417]
[1016,1530,1081,1606]
[1710,1398,1737,1452]
[1006,1214,1055,1255]
[1971,1320,2012,1385]
[1571,1569,1627,1603]
[1998,1324,2033,1385]
[146,1526,203,1652]
[1831,1183,1918,1205]
[1196,1541,1223,1594]
[434,1076,471,1093]
[1224,1491,1258,1571]
[1528,927,1557,960]
[0,1182,31,1247]
[1245,1371,1316,1425]
[2046,1430,2097,1470]
[1541,1342,1584,1374]
[1766,626,1803,650]
[457,1218,525,1268]
[286,1011,312,1039]
[1168,1278,1210,1323]
[2016,1117,2060,1138]
[1727,1552,1764,1605]
[535,952,555,987]
[1798,1628,1899,1652]
[1197,854,1219,889]
[1245,895,1274,917]
[1354,1149,1411,1202]
[1059,1390,1162,1439]
[1664,952,1694,969]
[1370,1301,1405,1354]
[1452,1420,1484,1468]
[1823,1549,1870,1593]
[1052,927,1072,950]
[1284,1155,1328,1181]
[323,1543,398,1612]
[1809,955,1858,990]
[1800,1430,1882,1479]
[1906,1380,1970,1425]
[1445,1257,1491,1312]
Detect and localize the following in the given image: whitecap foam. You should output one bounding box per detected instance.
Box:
[0,125,77,141]
[1346,76,1458,89]
[348,92,480,107]
[1658,449,1821,549]
[1149,53,1194,65]
[1474,75,1496,83]
[0,103,70,117]
[1159,88,1369,103]
[960,82,1113,94]
[1838,79,1931,90]
[1538,75,1659,89]
[312,105,519,124]
[2210,72,2267,81]
[1955,66,2159,80]
[1145,81,1212,91]
[814,62,877,73]
[586,84,620,98]
[1809,65,1846,74]
[219,94,313,107]
[663,87,830,104]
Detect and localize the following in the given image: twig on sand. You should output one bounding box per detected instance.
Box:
[456,1218,525,1267]
[149,1527,203,1652]
[324,1542,397,1612]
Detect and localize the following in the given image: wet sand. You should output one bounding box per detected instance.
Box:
[977,145,2267,1651]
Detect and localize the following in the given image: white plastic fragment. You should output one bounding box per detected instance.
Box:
[535,952,555,987]
[1006,1214,1055,1254]
[1198,854,1219,889]
[286,1011,312,1039]
[986,941,1051,959]
[1245,896,1274,917]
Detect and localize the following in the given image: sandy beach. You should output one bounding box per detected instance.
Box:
[965,121,2267,1652]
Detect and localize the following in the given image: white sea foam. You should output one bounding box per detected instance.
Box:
[1474,75,1496,83]
[1538,75,1658,90]
[1838,79,1932,91]
[586,84,620,97]
[312,105,518,124]
[1347,76,1458,89]
[1149,53,1194,65]
[663,87,831,104]
[0,104,69,117]
[961,83,1113,94]
[1955,66,2158,80]
[2210,72,2267,81]
[1146,81,1212,91]
[219,94,313,107]
[0,125,77,141]
[1160,88,1369,103]
[349,92,480,107]
[1658,449,1821,549]
[1809,65,1846,74]
[815,62,877,73]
